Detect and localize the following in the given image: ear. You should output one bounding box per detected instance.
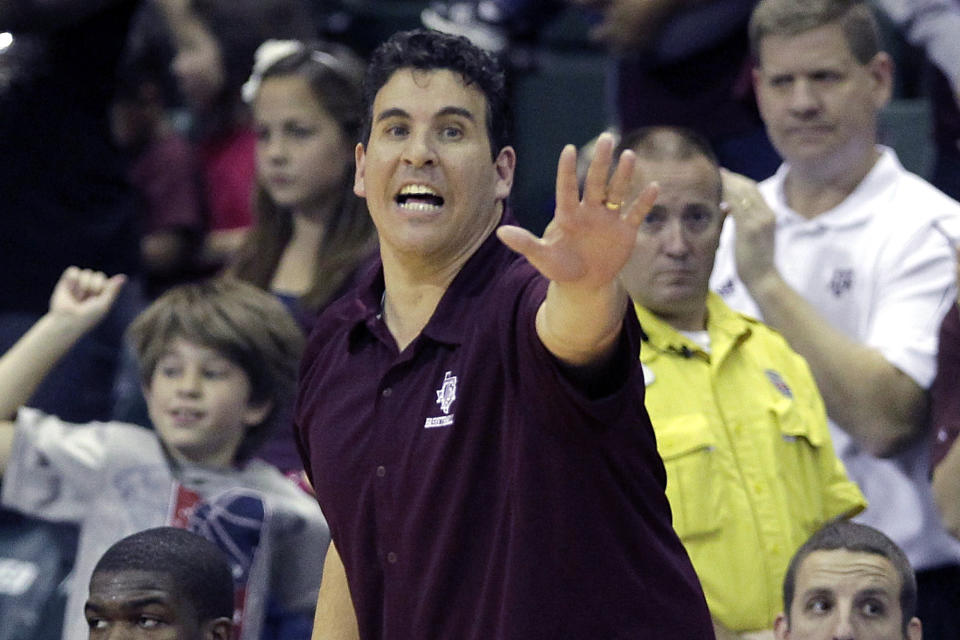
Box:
[867,51,894,110]
[203,617,234,640]
[242,398,273,428]
[354,142,367,198]
[773,612,790,639]
[906,616,922,640]
[493,146,516,201]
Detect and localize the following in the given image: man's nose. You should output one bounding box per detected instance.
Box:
[788,79,821,117]
[401,130,438,167]
[831,609,856,640]
[662,219,691,257]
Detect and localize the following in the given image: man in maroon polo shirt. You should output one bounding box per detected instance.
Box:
[295,28,715,640]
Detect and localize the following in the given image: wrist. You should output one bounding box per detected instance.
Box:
[36,311,96,344]
[742,268,785,306]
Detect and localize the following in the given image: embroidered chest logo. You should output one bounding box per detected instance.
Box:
[765,369,793,398]
[716,278,735,297]
[829,268,854,297]
[425,370,457,428]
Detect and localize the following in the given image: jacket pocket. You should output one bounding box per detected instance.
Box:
[656,414,727,539]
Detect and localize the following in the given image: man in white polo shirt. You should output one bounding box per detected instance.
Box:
[710,0,960,636]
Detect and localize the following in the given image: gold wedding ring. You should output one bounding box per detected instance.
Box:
[604,200,623,211]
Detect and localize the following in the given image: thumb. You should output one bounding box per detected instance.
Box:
[496,225,542,259]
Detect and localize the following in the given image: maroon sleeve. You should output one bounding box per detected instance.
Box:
[932,304,960,467]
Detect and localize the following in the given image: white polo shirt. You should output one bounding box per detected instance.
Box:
[711,147,960,570]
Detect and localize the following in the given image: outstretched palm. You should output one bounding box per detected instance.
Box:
[497,133,656,291]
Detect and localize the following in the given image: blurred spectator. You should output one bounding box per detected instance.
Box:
[112,3,204,299]
[229,39,378,475]
[870,0,960,200]
[157,0,319,274]
[423,0,781,180]
[0,268,329,640]
[619,126,865,639]
[710,1,960,637]
[233,39,377,337]
[0,0,145,423]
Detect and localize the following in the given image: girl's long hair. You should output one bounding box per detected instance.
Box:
[231,41,376,311]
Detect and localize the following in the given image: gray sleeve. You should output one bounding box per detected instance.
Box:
[1,408,107,523]
[269,495,330,613]
[871,0,960,93]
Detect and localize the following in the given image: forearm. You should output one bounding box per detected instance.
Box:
[536,280,629,368]
[747,273,926,456]
[0,312,89,420]
[933,441,960,540]
[312,542,359,640]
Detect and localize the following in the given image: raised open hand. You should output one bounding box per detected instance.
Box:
[497,132,657,292]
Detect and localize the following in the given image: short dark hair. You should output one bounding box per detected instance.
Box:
[749,0,882,65]
[360,29,511,159]
[126,277,305,460]
[617,126,722,201]
[782,520,917,635]
[92,527,234,623]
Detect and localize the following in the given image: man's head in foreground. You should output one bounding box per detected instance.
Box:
[776,520,921,640]
[85,527,234,640]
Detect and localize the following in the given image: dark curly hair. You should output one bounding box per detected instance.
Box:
[360,29,512,159]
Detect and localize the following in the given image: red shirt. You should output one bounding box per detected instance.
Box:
[932,304,960,467]
[296,227,713,640]
[198,126,256,231]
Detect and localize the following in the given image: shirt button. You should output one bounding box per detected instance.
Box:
[387,552,397,564]
[382,387,392,398]
[376,466,386,477]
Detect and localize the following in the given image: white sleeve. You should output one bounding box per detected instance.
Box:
[1,407,108,523]
[867,217,957,388]
[872,0,960,94]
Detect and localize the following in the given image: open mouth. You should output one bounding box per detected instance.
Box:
[170,408,204,425]
[396,184,444,211]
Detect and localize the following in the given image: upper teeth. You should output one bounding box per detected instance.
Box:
[400,184,439,196]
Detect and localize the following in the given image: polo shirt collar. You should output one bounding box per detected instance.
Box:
[423,213,517,345]
[346,212,518,348]
[635,292,749,363]
[769,146,901,231]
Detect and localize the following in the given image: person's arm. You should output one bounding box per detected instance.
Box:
[722,170,926,457]
[497,132,656,371]
[567,0,716,52]
[0,267,125,475]
[933,440,960,539]
[871,0,960,100]
[311,541,359,640]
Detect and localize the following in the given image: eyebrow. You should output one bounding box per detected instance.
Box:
[374,106,477,124]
